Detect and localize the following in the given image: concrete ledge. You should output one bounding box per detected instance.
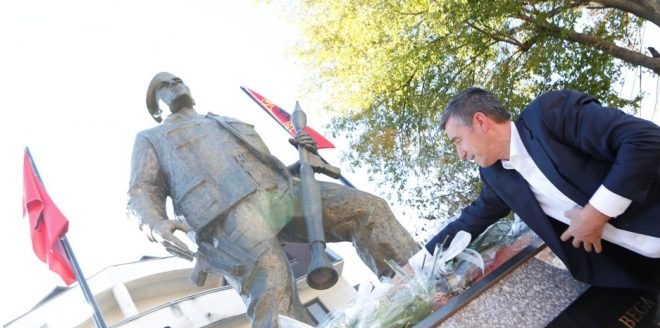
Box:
[437,257,588,328]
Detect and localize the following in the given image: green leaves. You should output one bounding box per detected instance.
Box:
[271,0,645,222]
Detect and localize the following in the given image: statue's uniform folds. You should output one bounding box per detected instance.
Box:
[128,108,418,327]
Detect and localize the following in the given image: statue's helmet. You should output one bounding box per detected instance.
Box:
[145,72,175,123]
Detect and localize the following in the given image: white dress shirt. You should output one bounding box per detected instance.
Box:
[501,123,660,258]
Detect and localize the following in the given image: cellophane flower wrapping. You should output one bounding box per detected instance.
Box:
[317,217,539,328]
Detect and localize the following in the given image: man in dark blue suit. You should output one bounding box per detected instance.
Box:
[426,88,660,293]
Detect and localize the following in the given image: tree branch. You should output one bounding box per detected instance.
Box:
[518,13,660,74]
[467,22,529,50]
[542,0,586,19]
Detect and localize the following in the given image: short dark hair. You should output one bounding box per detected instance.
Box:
[439,87,511,130]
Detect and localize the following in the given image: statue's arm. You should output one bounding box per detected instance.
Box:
[286,161,301,176]
[127,134,169,238]
[127,134,194,260]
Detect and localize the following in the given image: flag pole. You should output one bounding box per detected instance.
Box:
[61,236,107,328]
[24,148,106,327]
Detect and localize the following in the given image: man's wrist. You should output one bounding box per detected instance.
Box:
[588,185,632,218]
[584,204,610,225]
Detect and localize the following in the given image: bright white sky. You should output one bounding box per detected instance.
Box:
[0,1,383,324]
[1,1,658,325]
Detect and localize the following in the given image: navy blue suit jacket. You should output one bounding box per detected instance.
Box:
[427,90,660,291]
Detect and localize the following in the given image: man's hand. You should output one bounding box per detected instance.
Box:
[150,220,195,261]
[560,204,609,253]
[289,130,318,154]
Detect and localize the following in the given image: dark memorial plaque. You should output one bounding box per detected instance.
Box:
[547,287,658,328]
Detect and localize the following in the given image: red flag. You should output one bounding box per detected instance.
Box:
[240,86,335,149]
[23,149,76,285]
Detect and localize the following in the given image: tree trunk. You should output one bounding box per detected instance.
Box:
[590,0,660,28]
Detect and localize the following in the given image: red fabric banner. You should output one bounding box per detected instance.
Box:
[23,149,76,285]
[241,86,335,149]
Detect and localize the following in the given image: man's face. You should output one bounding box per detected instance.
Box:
[445,114,498,167]
[155,73,192,107]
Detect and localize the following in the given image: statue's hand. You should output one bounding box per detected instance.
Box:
[150,220,195,261]
[289,130,317,154]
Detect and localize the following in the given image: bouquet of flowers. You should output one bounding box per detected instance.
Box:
[315,217,539,328]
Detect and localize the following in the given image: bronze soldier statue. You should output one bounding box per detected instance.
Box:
[127,72,419,327]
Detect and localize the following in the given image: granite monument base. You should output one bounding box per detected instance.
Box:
[436,253,588,328]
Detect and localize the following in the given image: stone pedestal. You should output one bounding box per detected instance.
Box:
[437,252,588,328]
[417,246,659,328]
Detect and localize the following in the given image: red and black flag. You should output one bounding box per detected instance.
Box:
[240,86,335,149]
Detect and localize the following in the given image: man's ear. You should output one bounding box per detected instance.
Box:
[473,112,489,131]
